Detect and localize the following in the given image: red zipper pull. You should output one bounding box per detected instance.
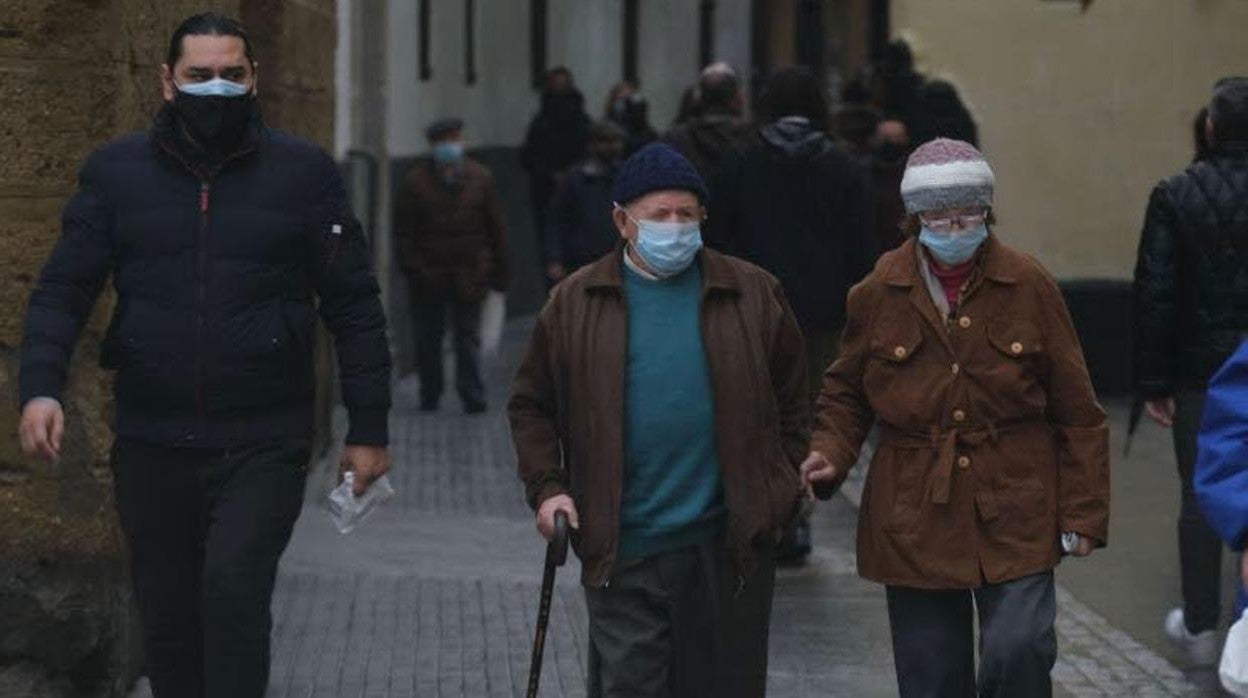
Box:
[199,182,210,213]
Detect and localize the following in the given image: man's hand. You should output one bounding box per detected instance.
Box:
[536,494,579,541]
[800,451,841,499]
[19,398,64,463]
[1146,397,1176,428]
[339,445,391,496]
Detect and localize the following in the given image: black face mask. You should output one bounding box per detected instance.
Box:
[875,141,910,163]
[172,91,256,147]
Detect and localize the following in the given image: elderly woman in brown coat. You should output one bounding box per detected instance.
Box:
[802,139,1110,698]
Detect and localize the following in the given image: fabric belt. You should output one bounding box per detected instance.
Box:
[878,417,1045,522]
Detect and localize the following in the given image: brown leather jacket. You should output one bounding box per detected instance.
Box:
[508,245,809,587]
[393,157,509,302]
[812,236,1110,589]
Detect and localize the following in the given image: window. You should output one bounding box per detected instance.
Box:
[465,0,477,85]
[623,0,639,84]
[699,0,716,69]
[419,0,431,81]
[530,0,548,88]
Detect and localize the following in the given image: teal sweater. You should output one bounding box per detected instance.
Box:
[619,261,726,560]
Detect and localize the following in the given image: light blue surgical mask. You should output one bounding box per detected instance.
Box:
[432,142,465,165]
[176,78,250,98]
[617,204,703,278]
[919,224,988,266]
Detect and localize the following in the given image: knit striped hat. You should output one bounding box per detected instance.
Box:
[899,138,995,214]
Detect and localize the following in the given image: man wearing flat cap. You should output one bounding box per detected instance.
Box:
[509,142,809,696]
[395,118,509,413]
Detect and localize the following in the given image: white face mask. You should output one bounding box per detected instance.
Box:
[617,205,703,277]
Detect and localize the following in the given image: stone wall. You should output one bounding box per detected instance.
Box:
[0,2,336,696]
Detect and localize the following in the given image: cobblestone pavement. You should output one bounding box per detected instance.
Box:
[252,318,1224,697]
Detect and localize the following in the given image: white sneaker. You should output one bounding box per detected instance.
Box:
[1164,607,1220,667]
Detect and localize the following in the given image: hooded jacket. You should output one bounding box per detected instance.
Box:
[709,117,877,331]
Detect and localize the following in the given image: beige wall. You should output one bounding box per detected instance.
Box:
[892,0,1248,280]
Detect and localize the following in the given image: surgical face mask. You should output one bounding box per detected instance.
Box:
[172,77,255,145]
[431,141,465,165]
[178,78,250,98]
[618,204,703,278]
[918,224,989,266]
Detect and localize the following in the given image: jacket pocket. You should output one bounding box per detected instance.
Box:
[879,447,927,534]
[766,446,803,531]
[279,300,318,359]
[863,322,926,411]
[986,317,1044,361]
[869,322,926,365]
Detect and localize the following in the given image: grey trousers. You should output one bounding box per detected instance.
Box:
[584,540,775,698]
[886,571,1057,698]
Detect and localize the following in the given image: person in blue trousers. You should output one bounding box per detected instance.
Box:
[1195,338,1248,620]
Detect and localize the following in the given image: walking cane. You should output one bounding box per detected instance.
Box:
[526,509,570,698]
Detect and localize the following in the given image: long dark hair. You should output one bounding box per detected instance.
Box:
[167,13,256,68]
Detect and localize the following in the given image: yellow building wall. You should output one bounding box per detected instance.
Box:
[891,0,1248,279]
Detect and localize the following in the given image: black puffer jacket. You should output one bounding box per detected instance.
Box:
[20,105,392,447]
[1132,144,1248,397]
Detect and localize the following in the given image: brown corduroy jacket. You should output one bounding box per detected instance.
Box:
[812,235,1110,589]
[508,245,810,588]
[393,157,509,302]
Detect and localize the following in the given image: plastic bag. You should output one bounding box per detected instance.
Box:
[480,290,506,358]
[326,471,396,534]
[1222,609,1248,696]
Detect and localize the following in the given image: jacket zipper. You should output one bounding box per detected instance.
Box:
[196,181,210,429]
[154,137,257,438]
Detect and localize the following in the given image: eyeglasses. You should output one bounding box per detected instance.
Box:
[919,209,989,234]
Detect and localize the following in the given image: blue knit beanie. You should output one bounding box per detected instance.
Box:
[610,142,709,205]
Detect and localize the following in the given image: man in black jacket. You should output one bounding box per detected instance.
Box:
[1132,76,1248,667]
[665,62,754,189]
[16,14,391,698]
[544,120,626,284]
[520,67,590,268]
[710,67,875,564]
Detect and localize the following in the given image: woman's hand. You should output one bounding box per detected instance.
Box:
[800,451,842,500]
[1067,534,1095,558]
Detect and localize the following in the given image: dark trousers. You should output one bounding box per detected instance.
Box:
[886,572,1057,698]
[111,438,309,698]
[584,540,775,698]
[410,290,485,409]
[1174,387,1223,632]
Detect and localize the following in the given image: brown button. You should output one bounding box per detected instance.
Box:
[893,346,907,359]
[957,455,971,469]
[953,409,967,422]
[1010,341,1024,355]
[958,316,972,329]
[951,363,961,375]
